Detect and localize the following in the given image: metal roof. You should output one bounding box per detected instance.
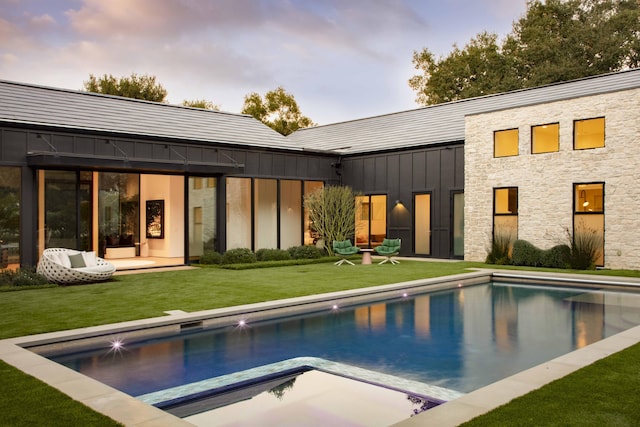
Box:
[287,69,640,155]
[2,69,639,156]
[0,80,296,151]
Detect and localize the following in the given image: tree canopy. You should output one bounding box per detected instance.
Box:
[410,0,640,105]
[82,73,168,102]
[182,99,220,110]
[241,87,315,136]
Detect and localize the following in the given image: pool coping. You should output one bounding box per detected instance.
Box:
[2,269,640,426]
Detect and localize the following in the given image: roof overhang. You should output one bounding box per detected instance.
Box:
[26,151,244,175]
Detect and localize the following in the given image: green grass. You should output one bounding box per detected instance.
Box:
[2,260,640,426]
[461,342,640,426]
[0,360,122,427]
[0,260,482,339]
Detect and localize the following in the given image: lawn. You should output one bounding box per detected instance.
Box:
[1,260,640,426]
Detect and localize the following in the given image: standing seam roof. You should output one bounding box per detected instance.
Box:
[0,80,297,151]
[286,69,640,155]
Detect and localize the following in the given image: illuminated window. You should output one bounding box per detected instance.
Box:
[531,123,559,154]
[494,129,519,157]
[574,183,604,267]
[193,178,203,189]
[493,187,518,246]
[574,117,605,150]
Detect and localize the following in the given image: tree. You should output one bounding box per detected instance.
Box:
[410,0,640,105]
[182,99,220,110]
[409,32,518,105]
[304,186,360,256]
[241,87,315,136]
[83,73,168,102]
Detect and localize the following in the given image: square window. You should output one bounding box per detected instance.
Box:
[494,129,519,157]
[494,188,518,215]
[532,123,559,154]
[575,183,603,213]
[574,117,604,150]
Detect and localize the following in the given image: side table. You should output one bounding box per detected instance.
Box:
[359,248,374,265]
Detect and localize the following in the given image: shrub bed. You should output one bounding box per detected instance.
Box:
[511,240,570,269]
[221,248,257,264]
[287,245,324,259]
[256,248,291,262]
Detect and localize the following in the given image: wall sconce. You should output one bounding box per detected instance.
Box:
[395,200,402,205]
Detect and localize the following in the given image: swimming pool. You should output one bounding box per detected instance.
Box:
[37,275,640,423]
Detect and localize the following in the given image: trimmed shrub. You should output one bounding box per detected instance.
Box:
[221,248,256,265]
[511,240,541,267]
[0,267,50,287]
[542,244,571,269]
[512,240,571,269]
[287,245,324,259]
[199,250,222,265]
[256,248,291,262]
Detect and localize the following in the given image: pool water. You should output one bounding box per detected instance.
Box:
[48,282,640,402]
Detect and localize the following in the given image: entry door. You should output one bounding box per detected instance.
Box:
[414,194,431,255]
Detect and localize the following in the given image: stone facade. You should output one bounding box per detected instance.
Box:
[464,88,640,269]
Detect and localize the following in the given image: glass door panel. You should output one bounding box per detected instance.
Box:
[226,177,252,249]
[415,194,431,255]
[356,195,387,247]
[254,179,277,250]
[280,180,302,249]
[189,177,217,262]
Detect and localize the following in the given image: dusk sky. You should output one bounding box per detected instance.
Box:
[1,0,527,125]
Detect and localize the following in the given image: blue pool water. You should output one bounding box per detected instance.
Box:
[48,282,640,399]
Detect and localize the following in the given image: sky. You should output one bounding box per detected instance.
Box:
[1,0,528,125]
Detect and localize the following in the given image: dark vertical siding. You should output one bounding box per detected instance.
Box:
[342,142,464,258]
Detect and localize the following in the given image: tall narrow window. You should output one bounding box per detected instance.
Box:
[493,187,518,249]
[414,194,431,255]
[494,129,519,157]
[452,192,464,258]
[574,117,605,150]
[574,183,604,267]
[532,123,559,154]
[0,167,21,270]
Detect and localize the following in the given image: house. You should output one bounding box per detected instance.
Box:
[1,69,639,270]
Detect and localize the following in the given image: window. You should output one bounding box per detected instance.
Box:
[531,123,559,154]
[355,195,387,247]
[0,167,21,270]
[574,183,604,267]
[193,178,203,189]
[574,117,605,150]
[493,187,518,247]
[494,129,519,157]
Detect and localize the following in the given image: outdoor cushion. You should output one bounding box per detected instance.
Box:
[69,253,87,268]
[82,251,98,267]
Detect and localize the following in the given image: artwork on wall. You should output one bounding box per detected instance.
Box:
[146,200,164,239]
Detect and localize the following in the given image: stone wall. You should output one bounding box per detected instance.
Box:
[464,88,640,269]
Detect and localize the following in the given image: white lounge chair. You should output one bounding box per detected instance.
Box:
[37,248,116,285]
